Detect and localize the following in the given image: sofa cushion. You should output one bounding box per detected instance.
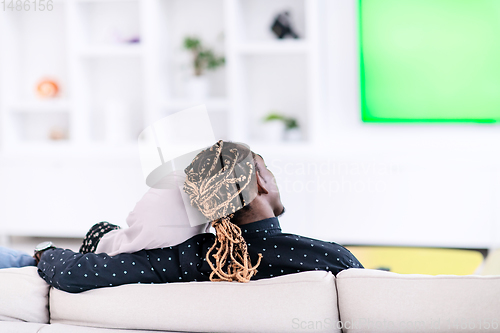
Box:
[50,271,340,333]
[38,323,182,333]
[0,266,50,323]
[0,322,47,333]
[336,268,500,332]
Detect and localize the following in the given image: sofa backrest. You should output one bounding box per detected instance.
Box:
[49,270,340,333]
[0,266,50,323]
[336,268,500,332]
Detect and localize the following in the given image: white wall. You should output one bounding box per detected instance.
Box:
[1,0,500,249]
[0,151,148,238]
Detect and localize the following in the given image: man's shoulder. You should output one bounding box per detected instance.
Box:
[276,233,350,251]
[277,232,332,243]
[268,232,364,269]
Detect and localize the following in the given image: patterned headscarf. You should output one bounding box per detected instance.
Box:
[183,140,262,282]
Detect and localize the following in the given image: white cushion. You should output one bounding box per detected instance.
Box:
[50,271,340,333]
[0,322,47,333]
[336,268,500,332]
[0,267,50,323]
[38,323,182,333]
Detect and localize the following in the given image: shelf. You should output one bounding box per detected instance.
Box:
[1,141,140,157]
[236,40,310,55]
[10,100,70,113]
[78,44,143,58]
[161,99,229,112]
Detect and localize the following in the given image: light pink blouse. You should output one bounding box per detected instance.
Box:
[96,174,209,256]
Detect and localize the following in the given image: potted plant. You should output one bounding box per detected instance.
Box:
[262,112,301,142]
[183,36,225,100]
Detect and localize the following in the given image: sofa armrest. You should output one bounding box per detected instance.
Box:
[0,267,50,323]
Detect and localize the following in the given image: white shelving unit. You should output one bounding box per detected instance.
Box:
[236,40,310,54]
[0,0,329,241]
[0,0,324,155]
[224,0,324,146]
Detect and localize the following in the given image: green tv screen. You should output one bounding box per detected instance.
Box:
[359,0,500,123]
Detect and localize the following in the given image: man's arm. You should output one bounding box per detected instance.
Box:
[329,243,364,270]
[37,247,179,293]
[298,240,364,275]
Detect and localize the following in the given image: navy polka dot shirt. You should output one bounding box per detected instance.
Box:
[37,217,363,293]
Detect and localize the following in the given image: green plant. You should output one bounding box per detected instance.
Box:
[183,36,225,76]
[263,112,299,130]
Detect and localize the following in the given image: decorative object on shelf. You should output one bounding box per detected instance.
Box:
[261,119,285,142]
[262,112,301,142]
[104,101,130,144]
[183,36,225,100]
[124,35,140,44]
[284,126,302,141]
[186,77,209,101]
[271,11,299,39]
[36,79,59,99]
[48,126,67,141]
[109,30,141,44]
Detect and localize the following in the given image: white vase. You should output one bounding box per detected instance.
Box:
[284,128,302,141]
[261,121,285,143]
[186,76,209,100]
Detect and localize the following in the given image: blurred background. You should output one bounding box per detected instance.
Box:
[1,0,499,275]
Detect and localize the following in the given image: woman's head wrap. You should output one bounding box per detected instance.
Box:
[183,140,262,282]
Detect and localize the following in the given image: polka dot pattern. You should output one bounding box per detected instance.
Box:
[79,222,121,254]
[38,217,363,293]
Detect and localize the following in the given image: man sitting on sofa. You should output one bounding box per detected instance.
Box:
[36,140,363,292]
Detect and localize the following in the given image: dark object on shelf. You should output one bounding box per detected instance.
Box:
[271,11,299,39]
[125,36,140,44]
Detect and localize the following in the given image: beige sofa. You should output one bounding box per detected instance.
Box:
[1,266,499,333]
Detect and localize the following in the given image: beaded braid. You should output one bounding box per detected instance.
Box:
[183,140,262,282]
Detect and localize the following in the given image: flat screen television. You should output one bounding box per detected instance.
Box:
[359,0,500,123]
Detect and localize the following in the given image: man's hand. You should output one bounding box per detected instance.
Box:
[33,251,45,265]
[33,241,55,265]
